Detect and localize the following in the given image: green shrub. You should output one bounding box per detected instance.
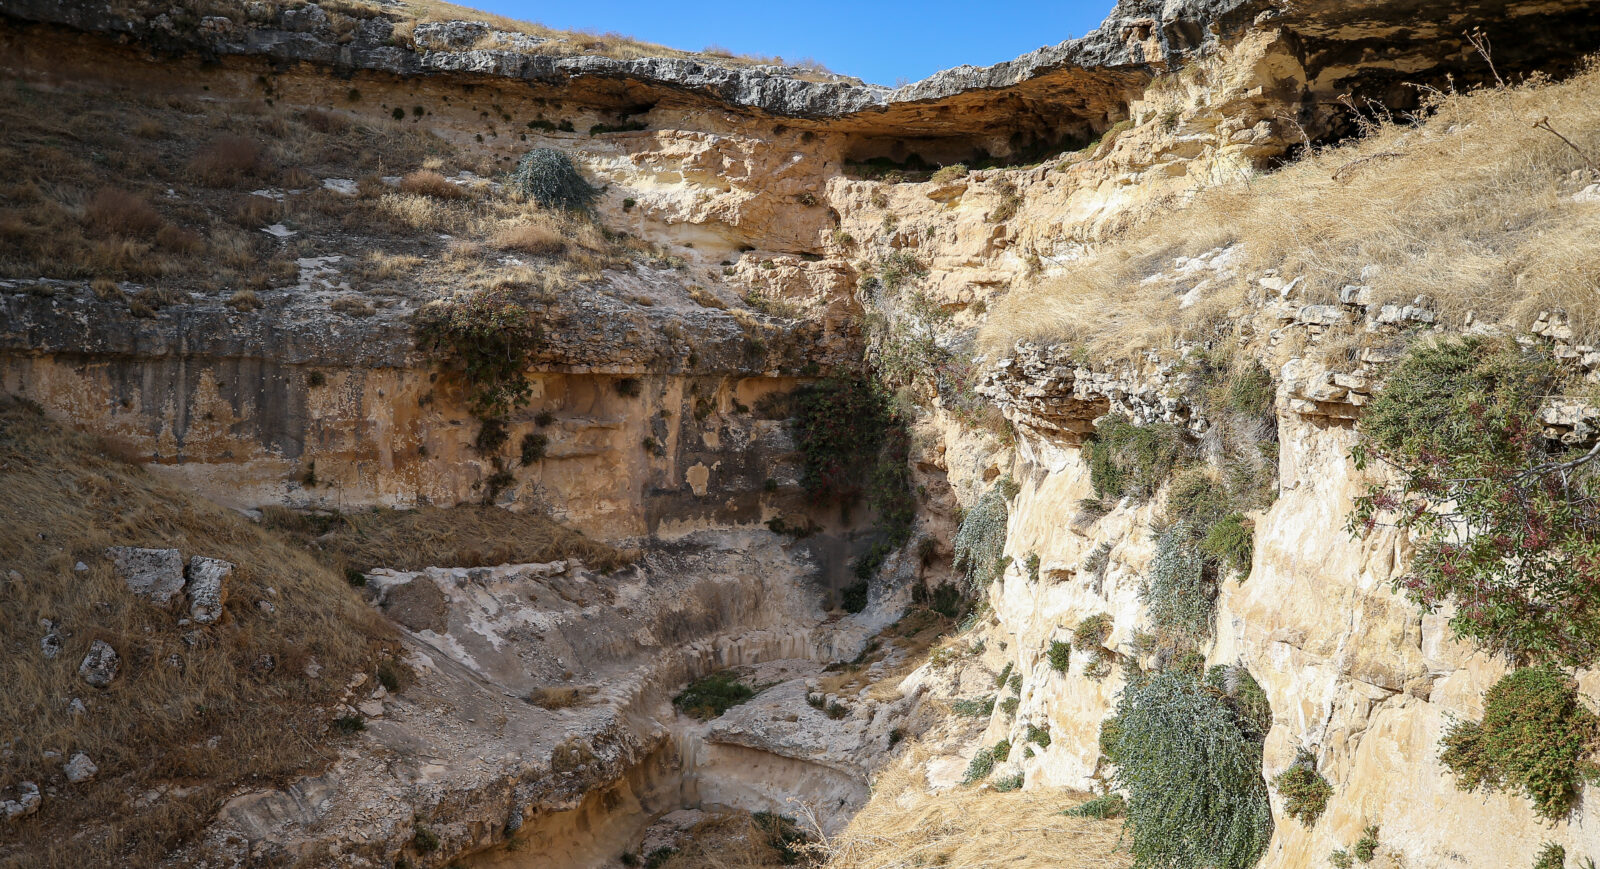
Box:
[474,417,509,453]
[841,579,869,613]
[1350,337,1600,664]
[1330,849,1353,869]
[994,661,1014,689]
[510,148,597,210]
[414,288,543,417]
[962,746,997,783]
[1533,843,1566,869]
[1065,793,1126,819]
[1047,640,1072,673]
[1272,751,1333,827]
[1084,650,1113,681]
[1007,671,1022,693]
[1201,513,1254,579]
[953,479,1012,589]
[412,824,440,853]
[673,671,757,720]
[1073,613,1113,651]
[1081,541,1113,577]
[1101,669,1273,869]
[1143,524,1213,640]
[520,432,548,465]
[1026,723,1051,748]
[333,714,365,734]
[1087,413,1187,501]
[1440,666,1599,820]
[992,739,1011,762]
[1353,825,1379,863]
[992,772,1024,792]
[952,696,995,717]
[1025,551,1041,581]
[930,163,968,184]
[1000,695,1020,716]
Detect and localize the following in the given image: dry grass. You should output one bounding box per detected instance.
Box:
[258,504,635,575]
[398,168,466,199]
[819,608,953,701]
[985,60,1600,358]
[816,758,1129,869]
[187,134,266,186]
[492,218,568,256]
[651,811,819,869]
[83,188,165,237]
[0,399,390,868]
[329,294,376,316]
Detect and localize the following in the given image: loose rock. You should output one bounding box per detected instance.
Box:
[64,752,98,783]
[78,640,119,688]
[186,556,232,624]
[106,546,185,606]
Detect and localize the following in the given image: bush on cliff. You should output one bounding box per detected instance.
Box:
[1351,337,1600,665]
[413,287,544,417]
[1440,666,1599,821]
[1087,413,1186,501]
[953,478,1016,590]
[510,147,597,210]
[1101,668,1273,869]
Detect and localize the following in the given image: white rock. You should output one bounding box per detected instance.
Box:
[106,547,185,606]
[1,782,39,819]
[322,178,359,196]
[64,752,97,783]
[186,556,232,624]
[79,640,119,688]
[261,223,297,238]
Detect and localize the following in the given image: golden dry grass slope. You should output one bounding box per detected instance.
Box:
[815,758,1129,869]
[985,59,1600,358]
[0,398,391,869]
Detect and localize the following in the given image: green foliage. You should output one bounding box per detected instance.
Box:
[1073,613,1113,650]
[1087,413,1187,501]
[992,772,1025,792]
[963,746,997,783]
[1353,826,1379,863]
[475,417,509,453]
[1143,523,1214,640]
[930,163,968,183]
[520,432,548,465]
[333,714,365,734]
[1330,849,1353,869]
[954,479,1013,590]
[1534,843,1567,869]
[952,696,995,717]
[1201,514,1255,579]
[1047,640,1072,673]
[994,662,1014,689]
[1350,337,1600,664]
[789,378,895,507]
[1000,696,1020,716]
[841,579,870,613]
[412,825,440,853]
[1439,666,1599,820]
[993,739,1011,763]
[1101,669,1273,869]
[673,671,757,721]
[414,288,543,417]
[509,148,597,210]
[1272,752,1333,827]
[1025,551,1041,581]
[1026,723,1052,748]
[1066,793,1126,819]
[1007,671,1022,694]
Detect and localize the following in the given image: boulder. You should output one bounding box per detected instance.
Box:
[39,618,61,659]
[64,752,97,783]
[1,782,40,819]
[78,640,119,688]
[106,547,185,606]
[186,556,233,624]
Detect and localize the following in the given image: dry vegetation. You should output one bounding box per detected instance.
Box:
[259,504,635,576]
[644,810,818,869]
[0,76,638,315]
[815,757,1129,869]
[985,60,1600,358]
[818,607,953,701]
[0,399,391,868]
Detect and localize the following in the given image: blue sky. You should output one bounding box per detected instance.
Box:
[469,1,1118,85]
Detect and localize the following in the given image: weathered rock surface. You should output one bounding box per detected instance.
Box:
[77,640,119,688]
[186,556,232,624]
[106,546,186,606]
[63,753,97,784]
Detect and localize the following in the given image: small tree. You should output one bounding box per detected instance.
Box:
[510,148,597,210]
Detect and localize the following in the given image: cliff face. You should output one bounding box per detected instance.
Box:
[4,0,1600,866]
